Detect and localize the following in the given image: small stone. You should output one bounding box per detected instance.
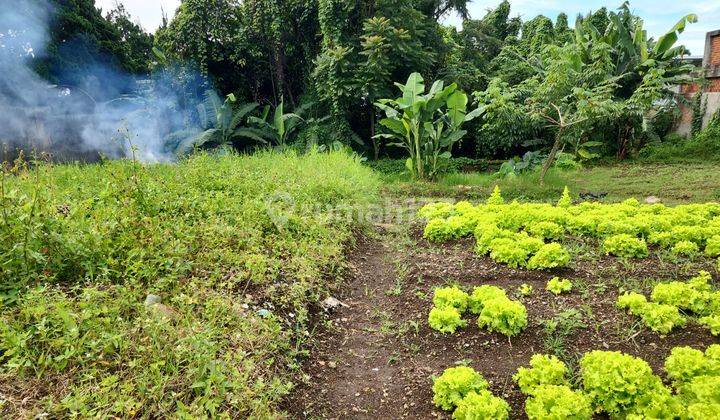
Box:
[328,361,337,369]
[645,196,662,204]
[144,294,161,307]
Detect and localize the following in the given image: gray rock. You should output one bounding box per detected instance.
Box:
[321,296,348,311]
[144,294,162,307]
[645,196,662,204]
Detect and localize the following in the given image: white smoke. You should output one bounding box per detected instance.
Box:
[0,0,208,162]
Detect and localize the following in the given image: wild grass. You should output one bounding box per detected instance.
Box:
[0,151,379,418]
[382,162,720,204]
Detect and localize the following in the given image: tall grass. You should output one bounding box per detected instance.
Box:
[0,151,379,417]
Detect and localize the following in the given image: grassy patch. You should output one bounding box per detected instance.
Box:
[0,151,379,417]
[382,162,720,204]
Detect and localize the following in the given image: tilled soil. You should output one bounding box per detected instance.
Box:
[287,226,719,419]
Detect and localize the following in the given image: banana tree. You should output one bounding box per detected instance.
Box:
[373,73,483,180]
[175,91,267,155]
[249,97,305,147]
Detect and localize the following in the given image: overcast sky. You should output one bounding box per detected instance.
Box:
[96,0,719,56]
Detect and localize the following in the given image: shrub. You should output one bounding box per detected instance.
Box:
[477,297,528,337]
[517,235,545,254]
[475,226,515,256]
[546,277,572,295]
[526,243,570,270]
[487,185,504,205]
[468,285,507,315]
[671,240,700,257]
[524,385,592,420]
[580,351,673,416]
[452,390,510,420]
[429,306,467,334]
[513,354,569,394]
[706,236,720,257]
[651,274,712,314]
[603,234,648,258]
[433,287,470,313]
[432,366,489,410]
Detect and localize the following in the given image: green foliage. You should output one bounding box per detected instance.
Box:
[477,296,528,337]
[452,390,510,420]
[526,243,570,270]
[546,277,572,295]
[374,73,482,179]
[518,283,534,296]
[468,285,507,315]
[705,236,720,257]
[528,221,563,240]
[617,292,648,314]
[433,286,470,312]
[513,354,569,395]
[486,185,504,205]
[671,240,700,257]
[580,350,674,417]
[489,239,530,268]
[524,385,592,420]
[603,234,648,258]
[557,186,572,207]
[636,302,686,334]
[432,366,488,410]
[428,306,466,334]
[0,151,379,417]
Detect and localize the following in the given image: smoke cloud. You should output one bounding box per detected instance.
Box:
[0,0,208,162]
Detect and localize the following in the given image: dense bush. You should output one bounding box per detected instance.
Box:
[0,151,380,417]
[526,243,570,270]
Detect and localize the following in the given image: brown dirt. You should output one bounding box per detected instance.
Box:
[286,225,720,419]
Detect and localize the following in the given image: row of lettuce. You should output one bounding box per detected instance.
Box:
[420,187,720,269]
[434,344,720,419]
[428,271,720,339]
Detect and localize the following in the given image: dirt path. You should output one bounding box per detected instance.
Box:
[287,224,719,419]
[288,229,429,418]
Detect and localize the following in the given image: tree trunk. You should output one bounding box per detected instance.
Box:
[540,127,563,184]
[370,107,379,160]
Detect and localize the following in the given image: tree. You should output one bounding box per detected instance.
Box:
[105,4,153,74]
[374,73,482,179]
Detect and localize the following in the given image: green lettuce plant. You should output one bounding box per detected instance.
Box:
[513,354,569,394]
[433,286,470,313]
[477,296,528,337]
[468,285,507,314]
[671,240,699,257]
[546,277,572,295]
[524,385,592,420]
[603,234,648,258]
[452,390,510,419]
[432,366,488,410]
[526,243,570,270]
[428,306,466,334]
